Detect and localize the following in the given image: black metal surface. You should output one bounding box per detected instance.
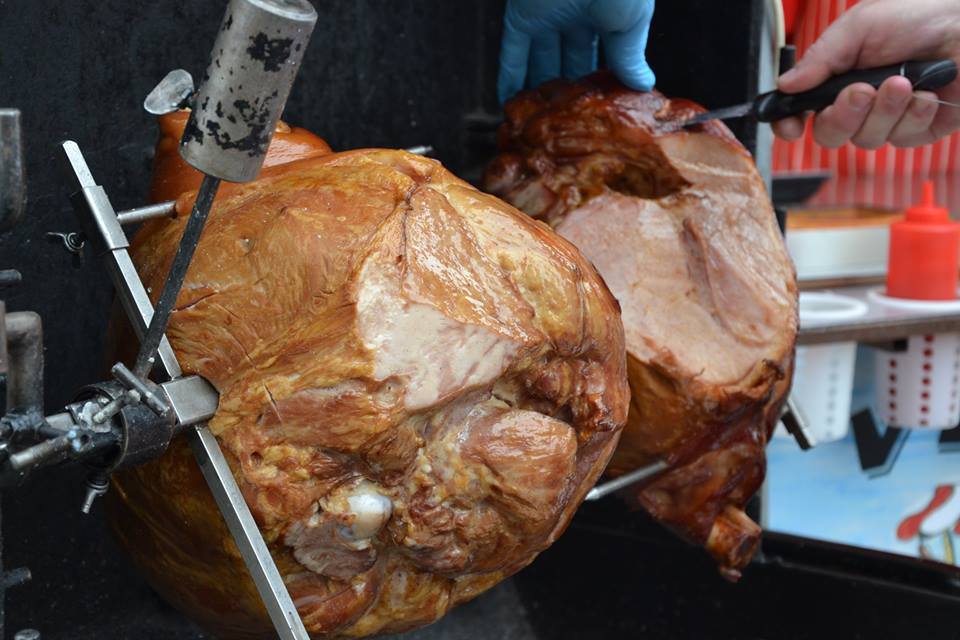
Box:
[759,531,960,606]
[645,1,762,153]
[0,0,777,637]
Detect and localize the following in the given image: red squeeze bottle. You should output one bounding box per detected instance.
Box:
[886,182,960,300]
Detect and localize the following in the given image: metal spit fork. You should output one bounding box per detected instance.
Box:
[63,1,317,637]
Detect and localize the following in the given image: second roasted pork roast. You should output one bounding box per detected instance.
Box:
[106,114,629,638]
[484,72,799,579]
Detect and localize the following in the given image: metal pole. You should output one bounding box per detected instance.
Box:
[115,200,177,226]
[190,427,309,637]
[4,312,43,414]
[584,460,670,501]
[132,175,220,378]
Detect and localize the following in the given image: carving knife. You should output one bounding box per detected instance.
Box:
[683,59,958,127]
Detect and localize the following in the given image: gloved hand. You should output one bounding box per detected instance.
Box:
[497,0,656,104]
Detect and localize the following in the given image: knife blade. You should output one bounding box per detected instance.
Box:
[684,59,958,127]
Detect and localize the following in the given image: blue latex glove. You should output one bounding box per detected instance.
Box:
[497,0,656,104]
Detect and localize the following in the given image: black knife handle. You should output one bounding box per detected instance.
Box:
[755,59,958,122]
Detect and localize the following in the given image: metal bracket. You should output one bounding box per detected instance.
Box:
[62,141,181,378]
[780,394,816,450]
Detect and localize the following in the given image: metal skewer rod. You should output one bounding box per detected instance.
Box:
[189,425,309,638]
[116,200,177,226]
[586,391,815,502]
[585,460,670,501]
[132,175,219,378]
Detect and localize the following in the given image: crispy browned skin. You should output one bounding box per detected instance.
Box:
[107,115,628,638]
[483,72,798,579]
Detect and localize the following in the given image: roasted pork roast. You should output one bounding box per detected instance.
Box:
[106,114,629,638]
[483,72,798,579]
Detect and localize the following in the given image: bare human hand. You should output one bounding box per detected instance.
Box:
[773,0,960,149]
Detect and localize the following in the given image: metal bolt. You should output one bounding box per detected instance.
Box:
[8,434,72,472]
[80,471,110,514]
[91,390,137,425]
[67,429,94,454]
[111,362,171,417]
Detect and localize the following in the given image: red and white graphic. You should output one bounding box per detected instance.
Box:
[874,332,960,430]
[897,485,960,564]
